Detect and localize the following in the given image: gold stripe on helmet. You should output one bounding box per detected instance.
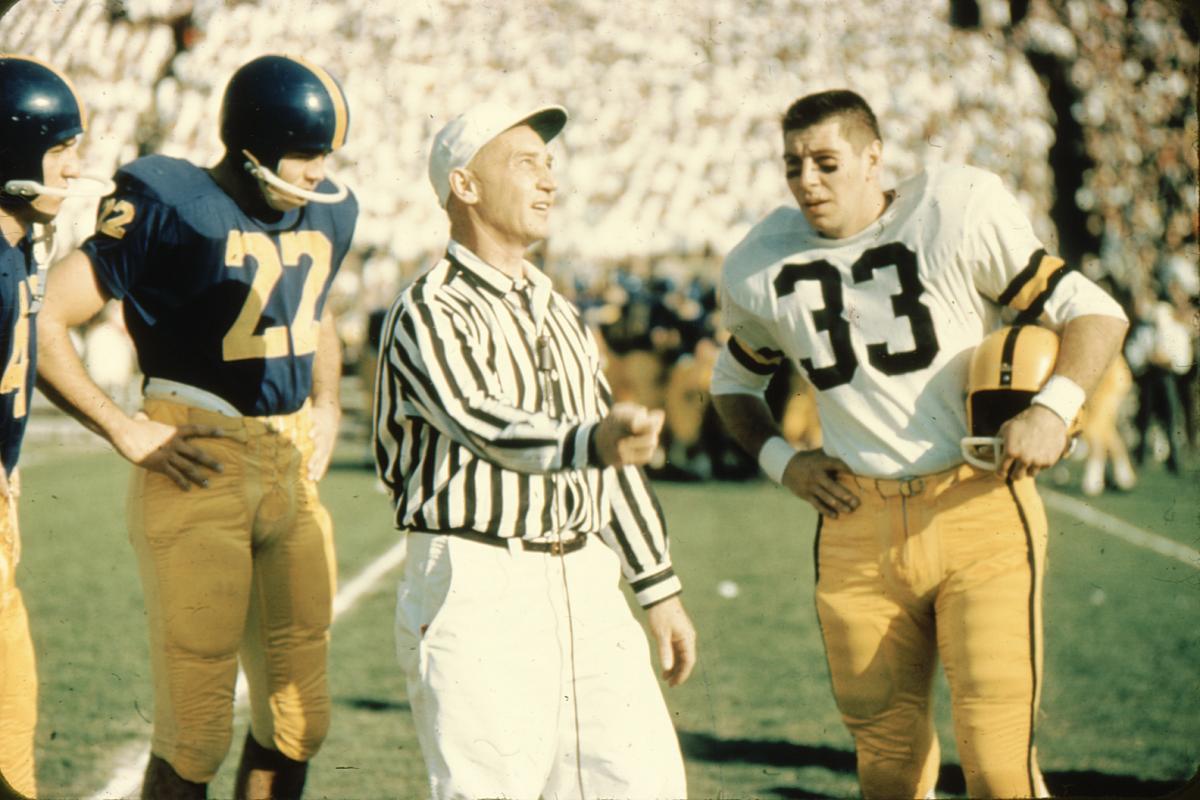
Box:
[287,54,348,151]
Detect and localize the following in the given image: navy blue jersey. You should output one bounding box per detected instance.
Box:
[81,155,358,416]
[0,230,38,475]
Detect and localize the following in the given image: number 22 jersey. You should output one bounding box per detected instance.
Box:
[81,154,358,417]
[718,163,1123,478]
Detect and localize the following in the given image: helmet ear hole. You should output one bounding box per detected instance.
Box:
[969,390,1037,437]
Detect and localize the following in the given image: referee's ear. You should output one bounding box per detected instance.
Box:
[448,167,479,207]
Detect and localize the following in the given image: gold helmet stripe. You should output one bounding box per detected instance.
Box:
[287,54,348,150]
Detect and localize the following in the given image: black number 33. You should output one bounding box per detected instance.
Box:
[773,243,938,390]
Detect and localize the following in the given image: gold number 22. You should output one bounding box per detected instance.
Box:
[222,230,332,362]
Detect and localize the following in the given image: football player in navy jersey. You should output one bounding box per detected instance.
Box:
[0,54,111,800]
[36,55,357,800]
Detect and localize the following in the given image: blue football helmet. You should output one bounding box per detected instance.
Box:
[0,55,113,203]
[219,54,350,204]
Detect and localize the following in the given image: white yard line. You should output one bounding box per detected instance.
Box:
[87,539,408,800]
[1042,489,1200,569]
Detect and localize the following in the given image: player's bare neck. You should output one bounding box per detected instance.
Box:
[829,187,892,240]
[208,157,285,224]
[855,186,892,231]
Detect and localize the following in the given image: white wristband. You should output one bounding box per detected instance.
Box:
[758,436,798,484]
[1031,375,1086,427]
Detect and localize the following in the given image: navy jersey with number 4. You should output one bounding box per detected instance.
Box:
[81,154,358,416]
[0,232,38,475]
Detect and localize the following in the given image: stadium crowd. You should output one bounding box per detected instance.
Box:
[0,0,1195,491]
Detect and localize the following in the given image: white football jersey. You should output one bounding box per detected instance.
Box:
[717,163,1123,478]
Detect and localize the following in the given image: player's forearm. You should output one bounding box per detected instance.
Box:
[1055,314,1130,397]
[35,250,130,443]
[35,319,131,443]
[34,374,109,439]
[712,391,782,459]
[310,311,342,412]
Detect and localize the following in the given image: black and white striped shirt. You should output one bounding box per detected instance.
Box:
[373,240,680,607]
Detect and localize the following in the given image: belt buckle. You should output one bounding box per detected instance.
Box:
[550,540,565,556]
[899,476,925,497]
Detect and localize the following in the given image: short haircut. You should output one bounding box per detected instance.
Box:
[782,90,882,151]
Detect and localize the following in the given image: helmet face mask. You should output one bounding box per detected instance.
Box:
[961,325,1061,471]
[243,149,348,210]
[219,54,350,207]
[0,55,113,210]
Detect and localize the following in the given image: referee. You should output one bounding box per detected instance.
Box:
[373,101,695,800]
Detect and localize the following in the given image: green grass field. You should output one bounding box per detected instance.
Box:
[14,429,1200,799]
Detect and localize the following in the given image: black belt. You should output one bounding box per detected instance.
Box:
[453,530,589,556]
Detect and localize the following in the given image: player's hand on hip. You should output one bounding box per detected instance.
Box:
[595,402,665,467]
[114,413,224,490]
[998,404,1068,481]
[781,451,860,518]
[307,403,341,482]
[645,595,697,687]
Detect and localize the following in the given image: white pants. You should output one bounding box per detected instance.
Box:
[396,532,687,800]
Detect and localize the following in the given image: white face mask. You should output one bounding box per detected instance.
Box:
[961,434,1078,472]
[3,174,115,200]
[242,151,348,205]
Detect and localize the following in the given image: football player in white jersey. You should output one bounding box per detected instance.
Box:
[710,90,1128,798]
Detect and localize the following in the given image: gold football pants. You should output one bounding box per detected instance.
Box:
[815,465,1049,799]
[129,398,337,784]
[1,487,37,799]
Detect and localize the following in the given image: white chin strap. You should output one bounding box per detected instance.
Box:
[4,175,116,199]
[28,223,56,313]
[243,152,348,205]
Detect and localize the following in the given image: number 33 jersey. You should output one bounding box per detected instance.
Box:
[718,164,1122,478]
[81,155,358,416]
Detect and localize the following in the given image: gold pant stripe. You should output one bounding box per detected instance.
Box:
[1007,479,1045,798]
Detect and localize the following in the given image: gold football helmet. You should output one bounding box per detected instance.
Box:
[961,325,1067,470]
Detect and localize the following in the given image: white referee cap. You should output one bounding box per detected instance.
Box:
[428,101,568,208]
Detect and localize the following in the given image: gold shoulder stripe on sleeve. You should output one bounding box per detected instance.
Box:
[730,336,782,376]
[1006,254,1066,313]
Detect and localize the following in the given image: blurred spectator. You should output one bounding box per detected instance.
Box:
[1126,257,1198,473]
[1079,355,1137,495]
